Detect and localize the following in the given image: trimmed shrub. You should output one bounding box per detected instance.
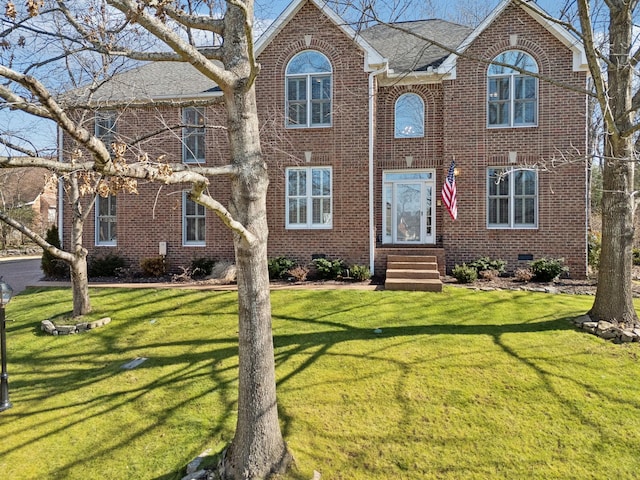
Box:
[190,257,216,278]
[313,257,345,280]
[349,265,371,282]
[268,256,295,280]
[88,253,126,277]
[469,256,506,275]
[140,256,166,277]
[529,258,568,282]
[41,226,69,279]
[452,263,477,284]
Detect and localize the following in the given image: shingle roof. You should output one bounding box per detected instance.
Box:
[62,61,221,106]
[361,19,473,73]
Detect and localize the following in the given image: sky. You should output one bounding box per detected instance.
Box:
[0,0,565,155]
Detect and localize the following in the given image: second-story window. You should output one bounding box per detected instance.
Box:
[286,50,332,128]
[395,93,425,138]
[95,111,116,151]
[488,50,538,127]
[183,107,205,163]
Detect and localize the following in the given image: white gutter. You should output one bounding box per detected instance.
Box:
[57,125,64,249]
[368,65,387,276]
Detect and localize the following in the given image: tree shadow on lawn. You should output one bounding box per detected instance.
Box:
[2,292,621,480]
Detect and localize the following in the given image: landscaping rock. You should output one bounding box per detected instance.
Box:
[572,314,592,326]
[620,330,636,343]
[596,320,614,332]
[88,317,111,329]
[599,327,620,340]
[56,325,76,335]
[41,320,56,334]
[582,322,598,334]
[180,470,207,480]
[40,316,112,336]
[75,322,89,332]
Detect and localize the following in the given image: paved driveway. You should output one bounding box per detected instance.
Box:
[0,256,43,294]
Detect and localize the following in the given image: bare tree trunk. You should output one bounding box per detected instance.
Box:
[579,0,640,327]
[589,135,638,326]
[70,253,91,317]
[69,173,91,317]
[218,6,289,478]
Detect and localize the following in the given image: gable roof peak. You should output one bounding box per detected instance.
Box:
[255,0,387,71]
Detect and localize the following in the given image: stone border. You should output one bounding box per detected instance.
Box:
[40,317,111,335]
[572,314,640,343]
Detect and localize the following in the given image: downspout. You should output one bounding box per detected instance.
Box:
[57,125,64,249]
[368,65,387,276]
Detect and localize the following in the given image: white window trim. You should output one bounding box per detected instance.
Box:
[95,111,116,150]
[285,166,333,229]
[182,107,206,164]
[487,51,538,129]
[95,195,117,246]
[394,93,425,138]
[487,167,538,229]
[182,191,206,246]
[285,50,333,129]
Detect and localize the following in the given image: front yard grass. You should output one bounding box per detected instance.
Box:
[0,286,639,479]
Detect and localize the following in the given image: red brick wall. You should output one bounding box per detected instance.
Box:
[257,1,372,269]
[61,103,236,273]
[439,3,588,277]
[61,1,588,279]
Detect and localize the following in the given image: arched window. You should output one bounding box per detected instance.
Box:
[286,50,332,128]
[394,93,425,138]
[488,50,538,127]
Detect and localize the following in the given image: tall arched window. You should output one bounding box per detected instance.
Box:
[286,50,332,128]
[488,50,538,127]
[394,93,425,138]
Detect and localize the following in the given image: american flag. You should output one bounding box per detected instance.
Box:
[442,160,457,220]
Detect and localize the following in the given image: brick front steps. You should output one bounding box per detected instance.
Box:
[384,254,443,292]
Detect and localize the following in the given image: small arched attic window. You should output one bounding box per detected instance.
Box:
[394,93,425,138]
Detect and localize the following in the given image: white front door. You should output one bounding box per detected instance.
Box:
[383,170,435,244]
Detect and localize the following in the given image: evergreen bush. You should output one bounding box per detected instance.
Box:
[268,256,295,280]
[88,253,126,277]
[451,264,478,284]
[529,258,568,282]
[41,226,69,279]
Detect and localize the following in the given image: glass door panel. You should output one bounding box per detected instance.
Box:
[395,183,421,243]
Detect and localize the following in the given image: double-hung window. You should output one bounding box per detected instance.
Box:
[95,111,116,152]
[95,194,117,246]
[487,167,537,229]
[182,107,205,163]
[286,50,332,128]
[394,93,425,138]
[183,192,206,245]
[488,50,538,127]
[286,167,332,228]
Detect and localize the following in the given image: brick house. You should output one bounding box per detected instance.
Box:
[59,0,589,285]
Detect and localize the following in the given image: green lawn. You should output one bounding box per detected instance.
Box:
[0,286,639,479]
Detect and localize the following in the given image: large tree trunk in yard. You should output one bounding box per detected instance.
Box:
[218,5,290,477]
[589,136,639,327]
[220,85,290,478]
[587,2,639,328]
